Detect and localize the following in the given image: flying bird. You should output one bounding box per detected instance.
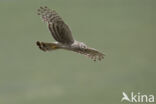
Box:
[36,6,104,61]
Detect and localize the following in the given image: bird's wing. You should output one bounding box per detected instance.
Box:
[37,6,74,44]
[74,47,104,61]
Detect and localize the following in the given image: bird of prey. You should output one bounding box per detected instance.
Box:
[36,6,104,61]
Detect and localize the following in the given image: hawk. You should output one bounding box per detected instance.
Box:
[36,6,104,61]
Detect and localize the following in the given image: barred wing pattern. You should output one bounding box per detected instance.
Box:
[37,6,74,44]
[37,6,105,61]
[74,47,104,61]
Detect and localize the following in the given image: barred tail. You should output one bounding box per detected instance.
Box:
[36,41,60,51]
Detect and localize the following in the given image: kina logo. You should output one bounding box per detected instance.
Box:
[121,92,154,103]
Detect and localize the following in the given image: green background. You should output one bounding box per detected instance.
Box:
[0,0,155,104]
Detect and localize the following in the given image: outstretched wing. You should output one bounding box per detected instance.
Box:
[37,6,74,44]
[74,47,104,61]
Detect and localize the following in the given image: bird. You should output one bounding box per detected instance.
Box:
[36,6,104,61]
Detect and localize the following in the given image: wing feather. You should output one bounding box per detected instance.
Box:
[74,47,105,61]
[37,6,74,44]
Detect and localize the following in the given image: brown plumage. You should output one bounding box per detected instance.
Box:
[36,6,105,61]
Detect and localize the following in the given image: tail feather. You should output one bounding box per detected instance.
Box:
[36,41,59,51]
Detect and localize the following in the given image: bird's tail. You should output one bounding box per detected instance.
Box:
[36,41,60,51]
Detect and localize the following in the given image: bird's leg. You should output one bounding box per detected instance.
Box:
[36,41,60,51]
